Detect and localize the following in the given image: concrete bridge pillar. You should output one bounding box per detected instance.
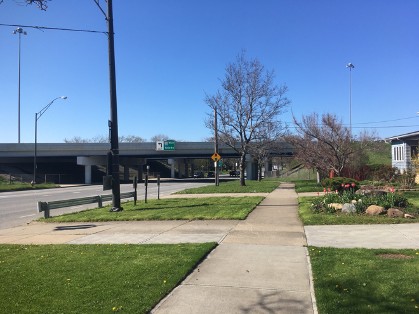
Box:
[177,158,186,178]
[77,156,106,184]
[137,165,144,183]
[246,155,258,180]
[84,165,92,184]
[168,159,175,178]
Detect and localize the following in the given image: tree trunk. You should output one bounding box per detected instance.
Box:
[239,153,246,186]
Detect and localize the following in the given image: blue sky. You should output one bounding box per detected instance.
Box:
[1,0,418,143]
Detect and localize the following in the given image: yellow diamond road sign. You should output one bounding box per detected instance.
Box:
[211,153,221,161]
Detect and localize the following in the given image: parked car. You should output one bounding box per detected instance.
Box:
[207,171,215,178]
[229,170,240,177]
[193,171,204,178]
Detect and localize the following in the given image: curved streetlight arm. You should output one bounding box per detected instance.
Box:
[33,96,67,184]
[36,96,67,121]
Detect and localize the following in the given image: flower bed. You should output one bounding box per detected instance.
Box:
[310,185,416,219]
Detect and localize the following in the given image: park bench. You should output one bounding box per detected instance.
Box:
[37,191,136,218]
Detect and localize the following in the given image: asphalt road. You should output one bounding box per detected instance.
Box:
[0,180,212,230]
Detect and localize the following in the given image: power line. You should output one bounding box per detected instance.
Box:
[353,115,419,125]
[0,23,107,35]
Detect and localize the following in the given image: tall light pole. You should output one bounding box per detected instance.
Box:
[34,96,67,184]
[13,27,27,144]
[346,62,355,136]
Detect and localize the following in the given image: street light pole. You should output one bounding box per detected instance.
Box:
[13,27,27,144]
[33,96,67,184]
[346,62,355,137]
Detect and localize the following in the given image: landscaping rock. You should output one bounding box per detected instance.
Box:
[404,213,416,219]
[342,203,356,214]
[387,208,404,218]
[356,186,388,197]
[328,203,343,210]
[365,205,386,216]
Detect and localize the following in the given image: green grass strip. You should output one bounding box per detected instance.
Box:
[0,243,216,314]
[293,179,324,193]
[44,197,264,222]
[176,179,281,194]
[0,182,58,192]
[309,247,419,313]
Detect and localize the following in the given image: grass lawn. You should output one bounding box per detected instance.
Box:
[404,191,419,208]
[298,196,418,225]
[293,179,323,193]
[43,196,264,222]
[0,243,215,314]
[0,182,58,192]
[176,179,281,194]
[309,247,419,314]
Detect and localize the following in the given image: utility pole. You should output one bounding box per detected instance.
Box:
[107,0,121,211]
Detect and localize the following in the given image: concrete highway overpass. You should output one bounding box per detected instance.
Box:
[0,142,294,184]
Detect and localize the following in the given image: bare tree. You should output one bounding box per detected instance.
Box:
[288,113,353,177]
[119,135,146,143]
[64,135,145,143]
[0,0,49,10]
[150,134,169,142]
[64,136,90,143]
[205,51,290,185]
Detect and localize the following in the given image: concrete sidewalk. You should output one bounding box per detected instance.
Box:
[151,183,316,314]
[0,220,239,245]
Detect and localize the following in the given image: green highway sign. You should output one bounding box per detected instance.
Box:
[156,140,176,151]
[164,140,175,151]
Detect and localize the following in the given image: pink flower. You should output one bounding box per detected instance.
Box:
[351,183,356,187]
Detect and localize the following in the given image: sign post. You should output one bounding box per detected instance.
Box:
[157,174,161,200]
[211,153,221,186]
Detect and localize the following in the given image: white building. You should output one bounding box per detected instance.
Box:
[387,131,419,172]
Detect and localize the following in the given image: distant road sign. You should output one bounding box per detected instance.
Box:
[164,140,176,151]
[211,152,221,161]
[156,140,176,151]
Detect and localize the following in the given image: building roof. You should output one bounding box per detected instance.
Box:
[386,131,419,142]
